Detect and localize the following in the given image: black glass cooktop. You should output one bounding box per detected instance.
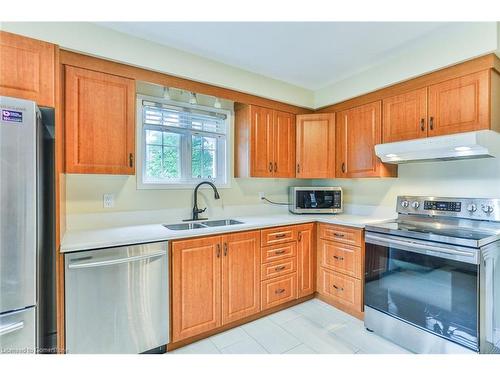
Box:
[366,219,500,248]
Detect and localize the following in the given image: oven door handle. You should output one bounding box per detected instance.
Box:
[365,233,479,264]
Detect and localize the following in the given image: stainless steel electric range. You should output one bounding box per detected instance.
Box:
[364,196,500,354]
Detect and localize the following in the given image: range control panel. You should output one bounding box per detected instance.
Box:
[396,196,500,221]
[424,200,461,212]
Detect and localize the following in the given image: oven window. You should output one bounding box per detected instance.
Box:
[365,243,479,351]
[295,190,341,209]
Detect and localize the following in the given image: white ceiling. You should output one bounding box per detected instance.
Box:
[99,22,449,90]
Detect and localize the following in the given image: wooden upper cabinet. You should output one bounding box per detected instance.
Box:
[428,70,489,136]
[336,101,397,178]
[234,103,296,178]
[64,66,135,174]
[221,231,261,325]
[250,105,274,177]
[273,110,296,177]
[382,88,428,143]
[296,113,335,178]
[171,236,222,342]
[0,31,56,107]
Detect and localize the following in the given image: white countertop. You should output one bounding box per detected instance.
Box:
[60,213,394,253]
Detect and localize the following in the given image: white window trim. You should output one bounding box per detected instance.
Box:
[136,94,232,190]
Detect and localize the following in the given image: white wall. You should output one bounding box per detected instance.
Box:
[0,21,314,108]
[314,22,500,108]
[313,157,500,210]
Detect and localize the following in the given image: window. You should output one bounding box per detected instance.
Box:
[137,96,230,188]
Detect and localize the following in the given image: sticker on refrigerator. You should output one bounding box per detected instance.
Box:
[1,110,23,123]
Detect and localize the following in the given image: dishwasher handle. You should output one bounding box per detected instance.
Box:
[0,321,25,337]
[67,251,166,269]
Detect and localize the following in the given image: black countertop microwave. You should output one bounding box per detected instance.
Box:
[289,187,343,214]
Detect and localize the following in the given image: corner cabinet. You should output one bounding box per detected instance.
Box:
[234,103,296,178]
[336,101,397,178]
[0,31,56,107]
[64,66,135,175]
[296,113,335,178]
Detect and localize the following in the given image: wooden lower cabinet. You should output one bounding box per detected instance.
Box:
[316,223,364,318]
[261,274,297,310]
[171,230,260,342]
[297,224,315,298]
[319,239,361,279]
[221,231,260,325]
[318,268,362,313]
[171,236,222,342]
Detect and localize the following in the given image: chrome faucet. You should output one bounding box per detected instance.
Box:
[184,181,220,221]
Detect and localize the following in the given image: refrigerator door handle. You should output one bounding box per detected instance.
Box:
[0,321,25,337]
[67,251,166,269]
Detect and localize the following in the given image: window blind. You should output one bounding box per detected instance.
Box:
[142,100,227,135]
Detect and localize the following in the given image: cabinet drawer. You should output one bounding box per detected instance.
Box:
[261,242,297,264]
[318,268,362,312]
[260,257,297,281]
[319,224,362,247]
[261,226,297,246]
[261,274,297,310]
[319,239,361,279]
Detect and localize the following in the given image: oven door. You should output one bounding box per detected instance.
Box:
[365,232,480,351]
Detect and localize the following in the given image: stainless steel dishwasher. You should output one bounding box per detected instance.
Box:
[65,241,168,354]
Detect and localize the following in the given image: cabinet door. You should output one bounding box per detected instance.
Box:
[382,88,428,143]
[222,231,260,325]
[428,70,489,136]
[297,224,315,298]
[250,106,274,177]
[296,114,335,178]
[0,31,55,107]
[336,101,396,178]
[273,111,296,177]
[172,236,222,342]
[65,66,135,174]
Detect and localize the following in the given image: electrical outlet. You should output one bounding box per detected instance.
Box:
[103,194,114,208]
[258,192,265,200]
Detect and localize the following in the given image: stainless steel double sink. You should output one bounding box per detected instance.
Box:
[164,219,244,231]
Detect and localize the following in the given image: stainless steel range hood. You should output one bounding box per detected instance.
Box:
[375,130,500,164]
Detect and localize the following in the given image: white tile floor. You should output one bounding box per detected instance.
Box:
[170,298,411,354]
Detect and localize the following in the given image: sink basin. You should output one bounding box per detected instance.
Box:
[164,222,207,230]
[202,219,244,227]
[164,219,244,230]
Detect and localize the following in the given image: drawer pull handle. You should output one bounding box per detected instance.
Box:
[333,284,344,291]
[216,244,221,258]
[275,233,287,238]
[275,288,286,294]
[333,233,345,238]
[333,255,344,261]
[275,265,286,271]
[274,250,286,255]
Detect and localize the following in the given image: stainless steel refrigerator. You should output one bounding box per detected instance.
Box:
[0,96,56,354]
